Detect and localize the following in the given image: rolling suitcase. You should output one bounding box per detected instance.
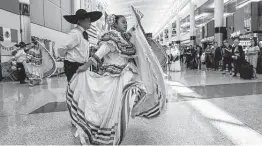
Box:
[257,55,262,74]
[240,62,254,79]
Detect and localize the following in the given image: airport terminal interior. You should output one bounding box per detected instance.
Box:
[1,0,262,145]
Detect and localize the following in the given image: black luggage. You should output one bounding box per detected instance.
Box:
[240,62,254,79]
[257,55,262,74]
[190,60,198,69]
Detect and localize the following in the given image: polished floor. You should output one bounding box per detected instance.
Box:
[1,68,262,145]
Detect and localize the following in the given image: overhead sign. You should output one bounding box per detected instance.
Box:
[172,22,176,36]
[231,30,241,38]
[19,3,30,16]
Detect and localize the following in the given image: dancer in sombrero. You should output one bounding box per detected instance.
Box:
[59,9,102,83]
[12,40,56,86]
[66,6,167,145]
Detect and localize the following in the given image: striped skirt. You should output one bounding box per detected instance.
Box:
[66,69,164,145]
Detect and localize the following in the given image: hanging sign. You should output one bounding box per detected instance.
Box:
[0,44,16,51]
[244,4,251,33]
[172,22,176,36]
[19,3,30,16]
[201,36,214,43]
[258,16,262,31]
[231,30,241,38]
[0,43,17,57]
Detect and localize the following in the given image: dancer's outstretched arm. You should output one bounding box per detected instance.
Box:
[76,44,112,73]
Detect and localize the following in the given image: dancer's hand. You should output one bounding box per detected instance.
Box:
[76,64,89,73]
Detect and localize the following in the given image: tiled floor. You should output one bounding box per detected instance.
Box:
[1,68,262,145]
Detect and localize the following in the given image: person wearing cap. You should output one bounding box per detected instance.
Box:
[59,9,102,82]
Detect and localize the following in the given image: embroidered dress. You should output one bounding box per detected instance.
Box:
[23,41,56,86]
[170,48,181,72]
[66,26,167,145]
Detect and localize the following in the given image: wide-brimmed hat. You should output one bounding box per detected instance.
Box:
[15,42,27,48]
[64,9,102,24]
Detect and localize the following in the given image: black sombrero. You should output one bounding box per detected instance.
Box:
[64,9,102,24]
[15,42,27,48]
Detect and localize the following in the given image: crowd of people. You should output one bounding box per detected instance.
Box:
[167,37,262,79]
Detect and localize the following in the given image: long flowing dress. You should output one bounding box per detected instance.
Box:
[66,25,167,144]
[170,48,181,72]
[147,38,168,71]
[23,40,57,86]
[247,46,260,69]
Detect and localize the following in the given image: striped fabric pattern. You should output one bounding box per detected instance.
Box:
[98,31,136,57]
[97,64,126,76]
[66,80,163,145]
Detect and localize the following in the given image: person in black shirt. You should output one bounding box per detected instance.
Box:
[180,47,184,63]
[232,37,245,77]
[185,46,193,68]
[214,42,222,71]
[191,45,198,70]
[222,40,233,74]
[196,45,203,70]
[205,44,212,69]
[257,41,262,74]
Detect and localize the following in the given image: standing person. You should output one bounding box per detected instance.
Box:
[180,47,184,63]
[196,45,203,70]
[246,38,260,77]
[186,46,193,68]
[257,41,262,74]
[12,42,27,84]
[232,37,245,77]
[58,9,102,82]
[214,42,222,71]
[170,45,181,72]
[210,44,216,70]
[167,48,172,72]
[205,44,212,70]
[191,45,197,70]
[66,13,166,145]
[222,40,233,74]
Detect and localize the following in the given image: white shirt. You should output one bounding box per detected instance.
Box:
[60,25,90,63]
[15,49,27,63]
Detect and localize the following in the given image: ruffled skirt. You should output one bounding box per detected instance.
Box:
[170,61,181,72]
[23,41,56,86]
[66,67,164,145]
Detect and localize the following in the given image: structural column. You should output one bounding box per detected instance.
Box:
[168,23,172,45]
[71,0,81,28]
[163,30,167,45]
[214,0,225,47]
[161,31,165,45]
[190,2,196,46]
[176,16,181,46]
[72,0,81,14]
